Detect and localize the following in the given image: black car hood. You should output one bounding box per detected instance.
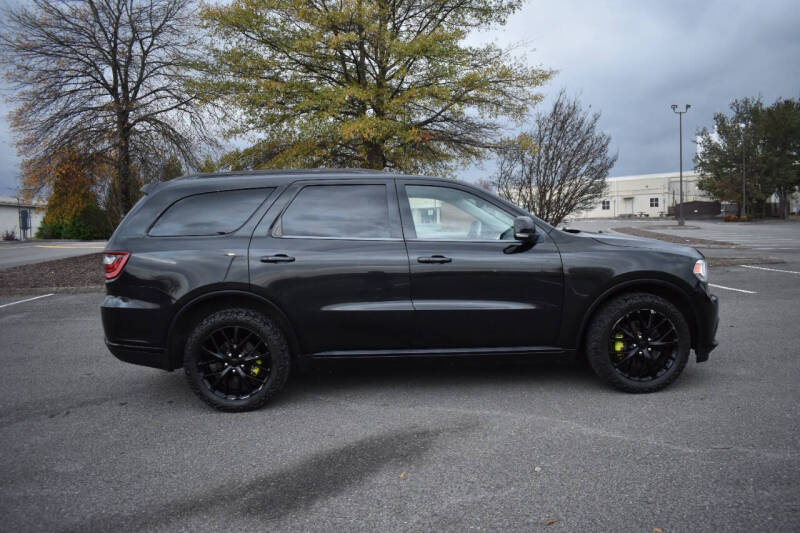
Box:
[567,230,698,256]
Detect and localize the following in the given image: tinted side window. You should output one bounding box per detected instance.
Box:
[278,185,390,239]
[405,185,514,240]
[149,188,273,236]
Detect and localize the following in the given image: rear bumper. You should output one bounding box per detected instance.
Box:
[105,339,171,371]
[694,292,719,363]
[101,294,173,370]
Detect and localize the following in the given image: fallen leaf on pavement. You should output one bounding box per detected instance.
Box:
[545,519,558,526]
[399,471,406,479]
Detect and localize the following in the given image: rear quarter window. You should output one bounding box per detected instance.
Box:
[149,188,274,236]
[276,184,390,239]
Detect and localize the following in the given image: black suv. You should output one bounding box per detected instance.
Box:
[102,170,718,411]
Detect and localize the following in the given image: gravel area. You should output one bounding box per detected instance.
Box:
[0,253,104,294]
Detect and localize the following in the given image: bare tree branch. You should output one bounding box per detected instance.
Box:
[0,0,210,213]
[493,90,617,226]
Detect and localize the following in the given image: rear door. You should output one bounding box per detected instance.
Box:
[248,179,412,355]
[398,179,564,350]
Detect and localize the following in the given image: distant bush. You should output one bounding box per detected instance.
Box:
[2,229,17,241]
[723,214,749,222]
[35,221,62,239]
[36,203,112,240]
[66,203,111,239]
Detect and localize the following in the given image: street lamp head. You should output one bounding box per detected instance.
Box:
[671,104,678,111]
[686,104,691,111]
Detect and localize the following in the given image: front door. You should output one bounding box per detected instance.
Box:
[622,197,634,215]
[398,180,564,350]
[249,180,412,355]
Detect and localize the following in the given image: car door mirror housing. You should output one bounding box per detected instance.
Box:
[513,216,537,242]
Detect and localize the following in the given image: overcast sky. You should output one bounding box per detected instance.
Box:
[1,0,799,194]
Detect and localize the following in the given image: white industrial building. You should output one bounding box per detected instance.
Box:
[0,196,46,240]
[572,171,711,219]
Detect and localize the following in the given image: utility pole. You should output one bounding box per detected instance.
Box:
[671,104,691,226]
[739,122,747,218]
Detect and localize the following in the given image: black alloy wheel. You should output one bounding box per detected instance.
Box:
[197,325,271,400]
[586,292,690,393]
[184,308,290,411]
[608,309,679,382]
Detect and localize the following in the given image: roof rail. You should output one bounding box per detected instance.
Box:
[184,168,382,180]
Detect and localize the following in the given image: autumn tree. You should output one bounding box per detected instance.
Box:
[196,0,551,174]
[757,99,800,218]
[0,0,207,215]
[694,98,764,217]
[493,90,616,226]
[33,150,111,239]
[695,97,800,218]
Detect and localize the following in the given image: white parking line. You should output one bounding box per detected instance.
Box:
[0,293,55,309]
[740,265,800,275]
[708,283,757,294]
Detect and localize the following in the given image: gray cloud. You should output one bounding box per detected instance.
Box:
[1,0,798,193]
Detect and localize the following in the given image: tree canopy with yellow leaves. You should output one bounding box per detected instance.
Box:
[198,0,551,173]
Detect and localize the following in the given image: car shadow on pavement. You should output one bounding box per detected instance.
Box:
[148,354,712,414]
[61,421,477,532]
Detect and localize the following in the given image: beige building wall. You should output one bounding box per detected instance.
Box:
[0,196,46,239]
[572,171,710,219]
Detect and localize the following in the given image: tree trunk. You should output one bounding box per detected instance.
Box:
[117,126,132,214]
[366,143,385,170]
[778,189,788,219]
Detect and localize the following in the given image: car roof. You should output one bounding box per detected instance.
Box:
[143,168,460,195]
[179,168,457,183]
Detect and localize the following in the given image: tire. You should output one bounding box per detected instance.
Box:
[184,308,290,411]
[586,292,690,393]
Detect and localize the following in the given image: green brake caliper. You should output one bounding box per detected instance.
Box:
[612,333,625,359]
[250,359,263,376]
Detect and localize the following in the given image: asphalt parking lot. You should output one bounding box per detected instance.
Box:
[1,229,799,532]
[567,218,800,252]
[0,241,107,269]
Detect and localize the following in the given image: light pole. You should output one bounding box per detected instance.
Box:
[671,104,691,226]
[739,122,747,218]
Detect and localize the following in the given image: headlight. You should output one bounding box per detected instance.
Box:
[693,259,708,283]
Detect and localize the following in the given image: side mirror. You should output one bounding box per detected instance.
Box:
[513,216,537,242]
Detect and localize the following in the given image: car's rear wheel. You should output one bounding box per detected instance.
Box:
[184,308,290,411]
[586,292,690,393]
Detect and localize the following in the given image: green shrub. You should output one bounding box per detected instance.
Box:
[35,220,65,239]
[37,203,112,240]
[62,203,112,240]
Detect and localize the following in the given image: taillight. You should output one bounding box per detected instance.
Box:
[103,252,130,280]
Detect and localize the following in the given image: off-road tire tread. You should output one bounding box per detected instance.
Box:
[586,292,690,393]
[184,308,290,412]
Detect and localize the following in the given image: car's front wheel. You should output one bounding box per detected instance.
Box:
[184,308,290,411]
[586,292,691,393]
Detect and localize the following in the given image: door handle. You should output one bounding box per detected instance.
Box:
[260,254,295,263]
[417,255,452,264]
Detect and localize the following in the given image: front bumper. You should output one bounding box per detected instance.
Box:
[694,292,719,363]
